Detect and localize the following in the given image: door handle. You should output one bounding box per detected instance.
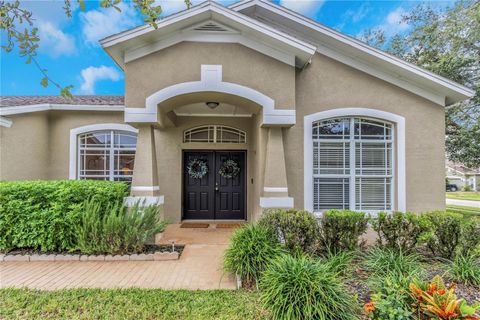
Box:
[215,182,219,191]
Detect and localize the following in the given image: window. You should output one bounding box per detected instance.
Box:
[312,117,393,211]
[184,125,246,143]
[78,130,137,182]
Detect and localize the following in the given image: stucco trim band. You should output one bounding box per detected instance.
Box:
[69,123,139,180]
[0,104,124,116]
[124,64,296,126]
[260,197,294,208]
[131,186,161,192]
[124,196,165,207]
[303,108,406,213]
[0,116,12,128]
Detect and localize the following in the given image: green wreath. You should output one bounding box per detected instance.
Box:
[218,160,240,179]
[187,159,208,179]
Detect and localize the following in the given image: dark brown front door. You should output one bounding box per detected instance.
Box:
[183,151,246,220]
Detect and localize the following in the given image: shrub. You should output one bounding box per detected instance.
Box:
[76,200,166,255]
[259,209,320,255]
[0,180,128,252]
[259,254,358,320]
[362,247,425,291]
[364,278,414,320]
[444,254,480,287]
[422,212,480,259]
[319,209,369,253]
[319,250,355,278]
[224,224,284,285]
[410,276,480,319]
[372,211,429,251]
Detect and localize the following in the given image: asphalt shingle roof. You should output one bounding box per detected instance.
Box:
[0,96,124,107]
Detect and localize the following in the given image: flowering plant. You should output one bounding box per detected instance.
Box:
[409,276,480,320]
[364,277,414,319]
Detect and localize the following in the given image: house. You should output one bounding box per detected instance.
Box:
[446,161,480,192]
[0,0,474,222]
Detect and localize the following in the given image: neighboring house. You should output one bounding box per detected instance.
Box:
[0,0,474,222]
[446,161,480,191]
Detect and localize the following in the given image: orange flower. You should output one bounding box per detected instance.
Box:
[427,283,437,295]
[364,302,375,313]
[437,289,445,295]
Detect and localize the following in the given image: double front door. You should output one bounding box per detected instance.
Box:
[183,151,246,220]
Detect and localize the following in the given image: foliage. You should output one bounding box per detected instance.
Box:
[319,209,369,253]
[359,1,480,167]
[259,209,320,255]
[444,254,480,287]
[0,0,192,96]
[0,288,268,320]
[75,200,166,255]
[409,276,480,319]
[319,250,355,278]
[364,278,414,320]
[259,254,358,320]
[0,180,128,252]
[223,224,284,285]
[362,247,425,292]
[422,212,480,259]
[372,211,429,252]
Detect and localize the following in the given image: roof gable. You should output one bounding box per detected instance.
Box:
[101,1,316,68]
[229,0,474,106]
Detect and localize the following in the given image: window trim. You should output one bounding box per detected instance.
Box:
[183,125,247,144]
[69,123,138,180]
[304,108,406,213]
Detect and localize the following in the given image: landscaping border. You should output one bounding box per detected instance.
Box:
[0,251,180,262]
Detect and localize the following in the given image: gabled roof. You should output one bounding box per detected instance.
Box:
[100,0,473,107]
[100,1,316,68]
[229,0,474,106]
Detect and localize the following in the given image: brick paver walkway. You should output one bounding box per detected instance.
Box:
[0,224,237,290]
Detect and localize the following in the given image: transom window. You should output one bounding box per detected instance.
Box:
[78,130,137,182]
[312,117,393,211]
[184,125,246,143]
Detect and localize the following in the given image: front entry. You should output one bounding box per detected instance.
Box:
[183,151,246,220]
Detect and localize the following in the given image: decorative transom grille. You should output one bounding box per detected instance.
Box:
[183,125,246,144]
[312,117,393,212]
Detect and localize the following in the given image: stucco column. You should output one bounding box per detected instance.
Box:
[130,125,160,197]
[260,127,294,209]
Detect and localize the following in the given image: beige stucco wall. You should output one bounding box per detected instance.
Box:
[0,112,49,180]
[125,42,296,110]
[285,53,446,212]
[0,111,125,181]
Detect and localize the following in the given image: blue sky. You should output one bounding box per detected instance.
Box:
[0,0,454,96]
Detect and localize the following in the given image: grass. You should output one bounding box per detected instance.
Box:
[446,192,480,201]
[443,254,480,287]
[0,288,267,320]
[446,204,480,217]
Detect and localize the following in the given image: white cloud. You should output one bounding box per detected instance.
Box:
[154,0,236,16]
[79,66,121,94]
[80,3,140,44]
[37,21,76,57]
[278,0,325,17]
[384,7,409,34]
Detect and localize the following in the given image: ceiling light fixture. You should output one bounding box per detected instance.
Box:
[206,102,219,109]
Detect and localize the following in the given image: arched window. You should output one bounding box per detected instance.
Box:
[183,125,246,143]
[312,117,393,211]
[78,130,137,182]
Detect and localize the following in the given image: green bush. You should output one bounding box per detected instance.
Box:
[260,254,358,320]
[422,212,480,259]
[76,200,166,255]
[444,254,480,287]
[224,224,284,285]
[365,278,414,320]
[0,180,128,252]
[372,211,429,251]
[259,209,320,255]
[319,209,369,253]
[362,247,424,292]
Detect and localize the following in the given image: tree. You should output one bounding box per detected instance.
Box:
[0,0,191,97]
[360,1,480,167]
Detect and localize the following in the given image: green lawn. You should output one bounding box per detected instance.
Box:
[0,289,267,320]
[446,192,480,201]
[446,204,480,217]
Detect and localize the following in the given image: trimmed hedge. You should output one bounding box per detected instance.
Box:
[0,180,129,252]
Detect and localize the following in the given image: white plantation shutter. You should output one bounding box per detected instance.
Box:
[312,117,393,211]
